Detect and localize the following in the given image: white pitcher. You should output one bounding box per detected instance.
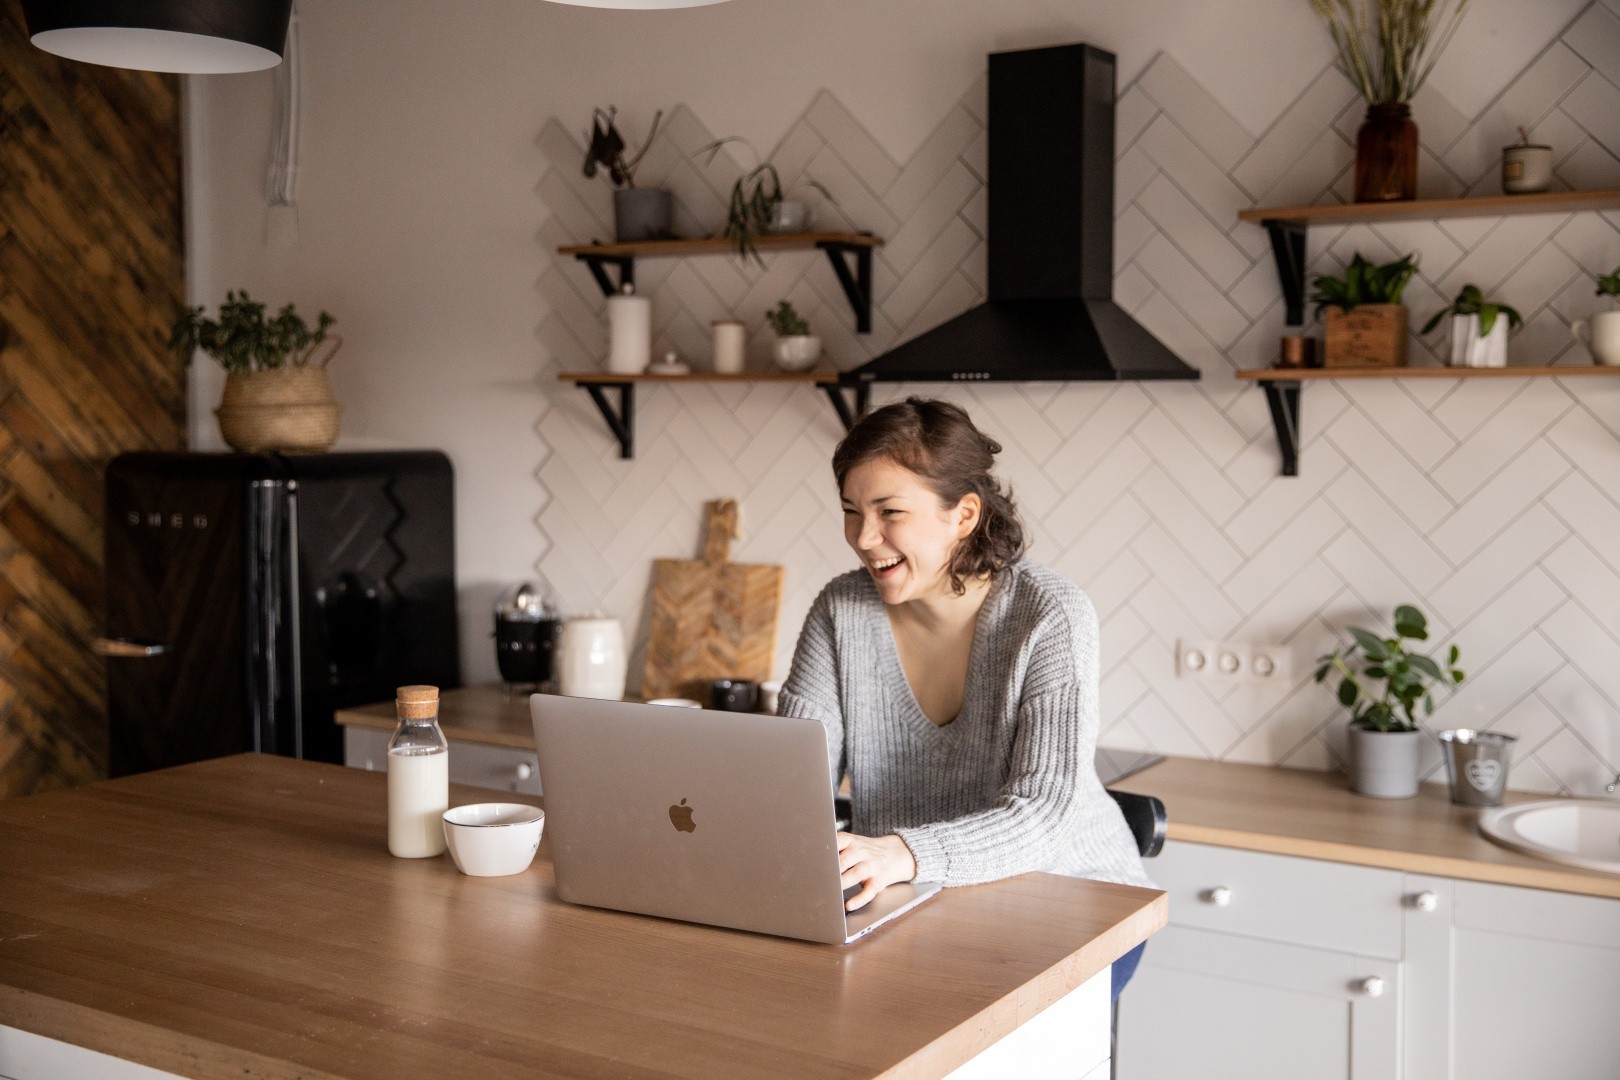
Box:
[555,616,627,700]
[1572,310,1620,365]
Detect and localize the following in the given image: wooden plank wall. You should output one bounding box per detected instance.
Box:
[0,0,186,797]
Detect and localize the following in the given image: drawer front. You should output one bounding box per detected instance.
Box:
[1151,841,1405,960]
[446,740,542,796]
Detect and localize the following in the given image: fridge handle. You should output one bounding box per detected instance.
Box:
[94,638,168,658]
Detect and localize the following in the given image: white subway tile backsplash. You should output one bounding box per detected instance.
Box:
[532,19,1620,792]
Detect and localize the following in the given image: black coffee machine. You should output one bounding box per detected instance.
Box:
[495,581,560,692]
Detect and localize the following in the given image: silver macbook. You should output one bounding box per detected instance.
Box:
[529,693,942,944]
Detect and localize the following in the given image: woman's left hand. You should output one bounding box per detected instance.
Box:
[837,832,917,911]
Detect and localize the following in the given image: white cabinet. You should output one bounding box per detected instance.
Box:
[1117,842,1400,1080]
[1118,841,1620,1080]
[343,726,541,796]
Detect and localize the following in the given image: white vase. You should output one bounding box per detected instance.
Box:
[1447,313,1508,368]
[773,335,822,371]
[555,617,626,700]
[1349,726,1424,799]
[1572,310,1620,365]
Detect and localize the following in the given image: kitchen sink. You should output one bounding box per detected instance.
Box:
[1479,799,1620,875]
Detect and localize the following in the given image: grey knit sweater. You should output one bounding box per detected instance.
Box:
[778,559,1154,890]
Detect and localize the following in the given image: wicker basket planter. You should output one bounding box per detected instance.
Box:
[215,367,341,453]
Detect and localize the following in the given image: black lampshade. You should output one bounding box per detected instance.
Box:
[22,0,295,74]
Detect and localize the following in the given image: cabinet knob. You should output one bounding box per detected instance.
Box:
[1201,886,1233,907]
[1356,976,1385,998]
[515,762,534,781]
[1409,890,1438,912]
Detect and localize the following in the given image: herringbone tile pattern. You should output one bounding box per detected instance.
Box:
[536,2,1620,795]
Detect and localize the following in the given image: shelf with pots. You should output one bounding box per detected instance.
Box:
[556,232,884,333]
[1236,199,1620,477]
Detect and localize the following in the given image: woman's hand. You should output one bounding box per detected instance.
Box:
[837,832,917,911]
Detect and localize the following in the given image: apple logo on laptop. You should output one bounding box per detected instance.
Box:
[668,798,696,833]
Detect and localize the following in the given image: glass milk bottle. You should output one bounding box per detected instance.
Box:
[388,685,449,858]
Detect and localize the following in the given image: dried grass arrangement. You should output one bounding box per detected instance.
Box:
[1308,0,1470,104]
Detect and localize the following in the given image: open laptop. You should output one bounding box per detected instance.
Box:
[529,693,942,944]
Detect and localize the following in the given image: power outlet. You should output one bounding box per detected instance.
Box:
[1177,639,1291,683]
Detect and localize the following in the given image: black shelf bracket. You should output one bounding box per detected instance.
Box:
[1258,378,1302,477]
[1263,218,1308,326]
[817,239,875,333]
[579,382,635,459]
[575,254,635,298]
[820,381,871,431]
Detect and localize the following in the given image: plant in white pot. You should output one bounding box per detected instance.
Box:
[1422,284,1521,368]
[766,300,821,372]
[170,291,342,453]
[1314,604,1465,799]
[1573,266,1620,365]
[583,106,670,243]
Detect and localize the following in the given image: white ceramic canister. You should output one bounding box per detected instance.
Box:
[607,287,652,375]
[711,319,746,374]
[1572,310,1620,365]
[555,616,627,700]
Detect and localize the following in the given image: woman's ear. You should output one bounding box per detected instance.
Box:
[954,492,982,539]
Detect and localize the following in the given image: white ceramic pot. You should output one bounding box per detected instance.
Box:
[773,335,822,371]
[1572,310,1620,365]
[1447,313,1508,368]
[555,616,627,700]
[1349,726,1424,799]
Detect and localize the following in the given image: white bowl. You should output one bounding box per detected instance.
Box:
[646,698,702,708]
[442,802,544,877]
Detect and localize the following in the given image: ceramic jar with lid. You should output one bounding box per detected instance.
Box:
[555,616,627,700]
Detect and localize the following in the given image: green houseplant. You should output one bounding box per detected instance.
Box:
[766,300,821,372]
[582,106,671,242]
[1312,252,1419,368]
[170,291,343,453]
[1308,0,1471,201]
[1421,284,1522,368]
[698,138,838,266]
[1315,604,1465,798]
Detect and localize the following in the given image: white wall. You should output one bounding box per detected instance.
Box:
[185,0,1620,794]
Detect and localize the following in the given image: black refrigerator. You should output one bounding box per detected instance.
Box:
[101,451,461,777]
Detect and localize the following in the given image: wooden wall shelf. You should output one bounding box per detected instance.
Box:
[1236,190,1620,477]
[557,232,883,333]
[557,370,868,458]
[1238,364,1620,477]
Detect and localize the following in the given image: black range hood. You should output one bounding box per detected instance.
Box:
[843,43,1200,385]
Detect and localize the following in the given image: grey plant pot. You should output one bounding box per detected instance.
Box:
[1349,726,1424,798]
[613,188,673,243]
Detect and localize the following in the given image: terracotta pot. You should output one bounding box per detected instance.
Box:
[1355,103,1418,203]
[1323,304,1408,368]
[215,367,341,453]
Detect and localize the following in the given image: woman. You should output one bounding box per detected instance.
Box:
[777,397,1151,997]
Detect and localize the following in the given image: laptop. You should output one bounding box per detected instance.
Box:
[529,693,942,944]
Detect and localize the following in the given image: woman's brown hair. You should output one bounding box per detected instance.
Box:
[832,397,1027,594]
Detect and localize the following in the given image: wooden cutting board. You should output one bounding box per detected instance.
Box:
[641,499,784,703]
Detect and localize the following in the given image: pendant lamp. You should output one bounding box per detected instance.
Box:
[21,0,296,74]
[542,0,732,7]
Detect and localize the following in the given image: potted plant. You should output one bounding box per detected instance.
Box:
[1312,252,1419,368]
[698,138,838,266]
[170,291,342,453]
[766,301,822,371]
[1422,284,1522,368]
[1315,604,1465,799]
[1573,267,1620,365]
[582,106,670,242]
[1308,0,1471,202]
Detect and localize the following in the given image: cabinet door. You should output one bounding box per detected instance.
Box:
[1116,925,1397,1080]
[343,729,541,796]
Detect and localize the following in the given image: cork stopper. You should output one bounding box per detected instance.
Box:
[396,685,439,720]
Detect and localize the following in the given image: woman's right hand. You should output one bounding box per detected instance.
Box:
[837,832,917,911]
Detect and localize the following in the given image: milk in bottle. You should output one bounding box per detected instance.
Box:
[388,685,449,858]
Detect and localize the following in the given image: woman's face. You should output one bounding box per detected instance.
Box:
[840,457,981,606]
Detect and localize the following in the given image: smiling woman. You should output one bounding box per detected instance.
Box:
[776,397,1154,1001]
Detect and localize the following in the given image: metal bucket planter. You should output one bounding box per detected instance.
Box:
[216,365,341,453]
[1349,726,1424,799]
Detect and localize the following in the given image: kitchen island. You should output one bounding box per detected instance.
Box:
[0,754,1164,1080]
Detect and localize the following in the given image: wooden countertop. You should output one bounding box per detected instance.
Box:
[1113,756,1620,900]
[0,754,1164,1080]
